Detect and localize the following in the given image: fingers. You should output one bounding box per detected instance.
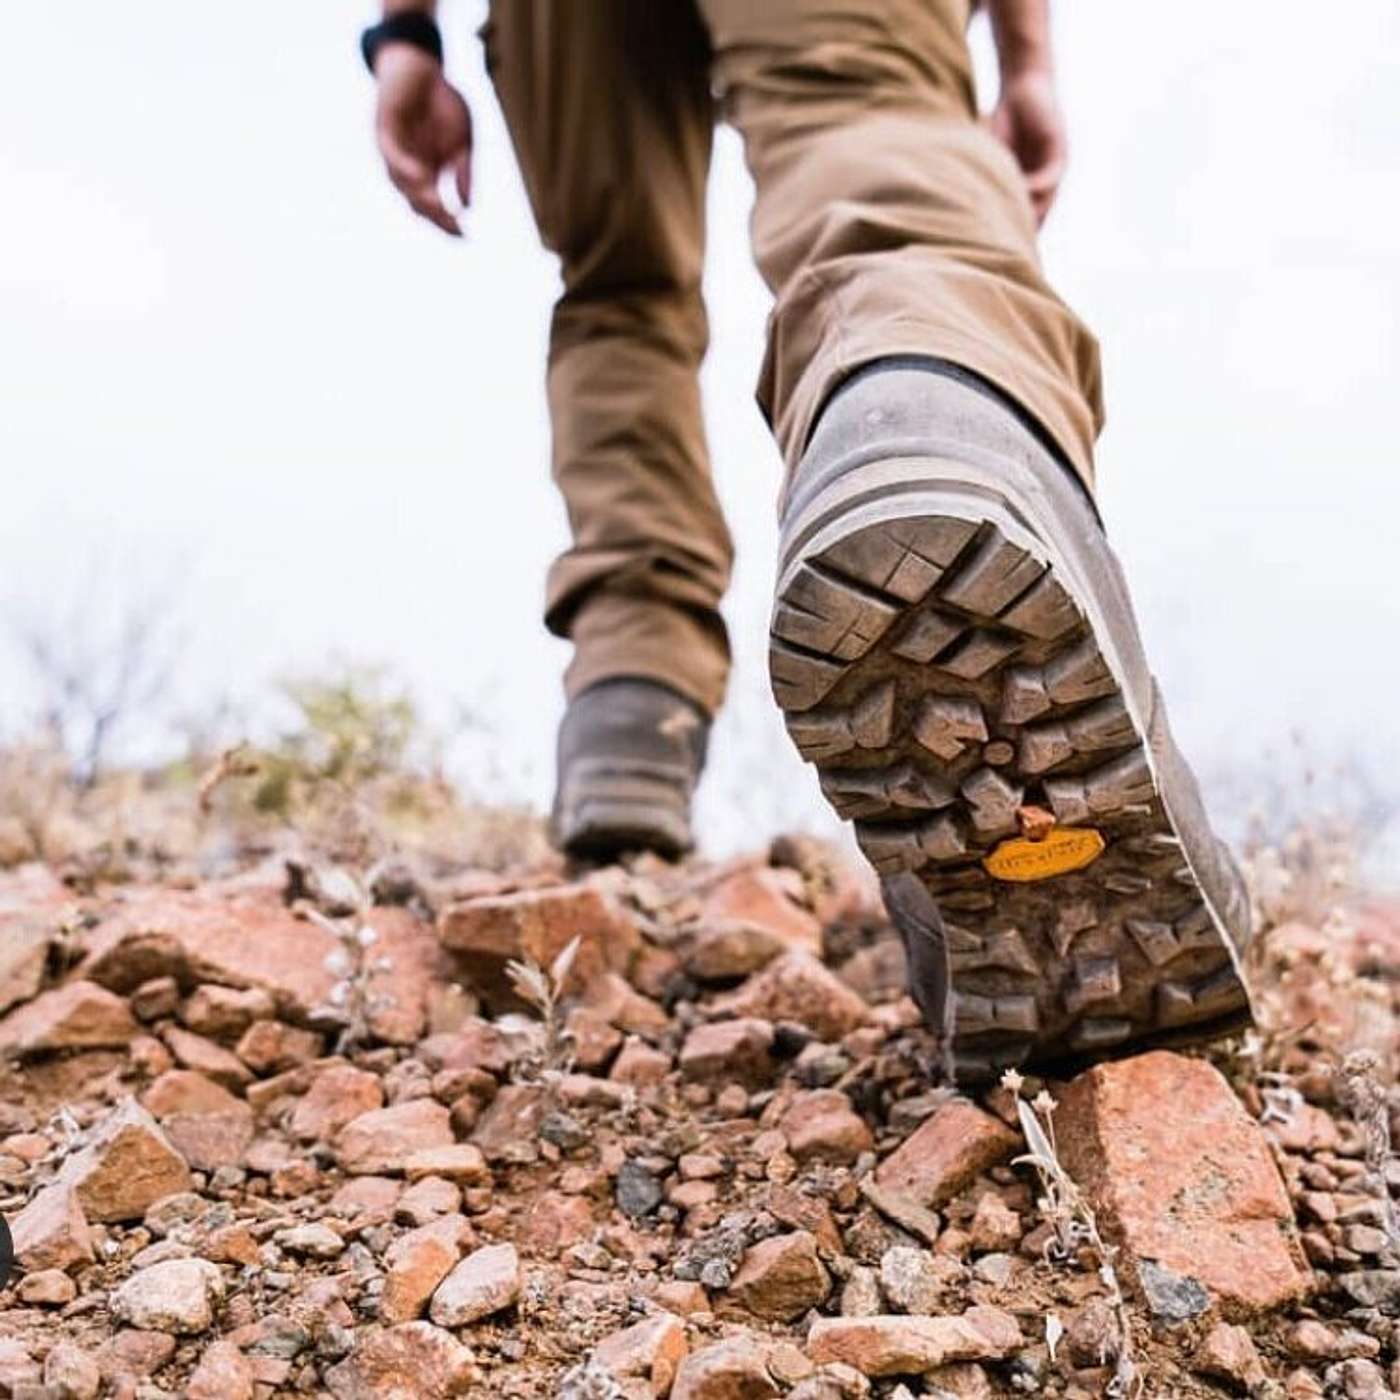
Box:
[453,150,472,209]
[381,137,461,236]
[1024,155,1065,224]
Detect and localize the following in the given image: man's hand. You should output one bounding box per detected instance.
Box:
[985,0,1066,226]
[374,43,472,236]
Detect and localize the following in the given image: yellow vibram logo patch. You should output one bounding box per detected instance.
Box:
[983,826,1106,883]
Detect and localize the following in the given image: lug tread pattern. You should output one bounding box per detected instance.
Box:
[770,515,1250,1083]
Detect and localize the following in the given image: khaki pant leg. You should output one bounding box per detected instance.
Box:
[483,1,733,715]
[696,0,1105,491]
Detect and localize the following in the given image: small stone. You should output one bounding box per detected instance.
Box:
[16,1268,78,1305]
[438,882,638,1012]
[611,1037,672,1086]
[1287,1321,1382,1362]
[181,984,274,1040]
[874,1098,1018,1209]
[110,1257,226,1335]
[672,1335,781,1400]
[381,1216,472,1324]
[522,1192,594,1257]
[324,1322,479,1398]
[276,1221,346,1259]
[806,1308,1022,1375]
[1345,1223,1390,1256]
[686,921,787,982]
[0,1339,40,1393]
[142,1069,243,1117]
[731,1231,831,1322]
[841,1267,883,1318]
[1138,1258,1212,1324]
[703,867,823,955]
[0,979,137,1055]
[617,1159,665,1219]
[55,1099,193,1223]
[42,1341,101,1400]
[334,1099,454,1175]
[679,1019,776,1088]
[235,1019,322,1075]
[187,1340,254,1400]
[923,1363,992,1399]
[712,952,868,1040]
[163,1025,253,1090]
[9,1182,94,1271]
[594,1313,689,1395]
[131,975,181,1021]
[967,1193,1021,1253]
[291,1065,385,1142]
[780,1091,873,1165]
[94,1329,177,1382]
[1336,1269,1400,1311]
[429,1242,520,1326]
[1194,1322,1267,1392]
[395,1176,459,1226]
[470,1082,548,1165]
[879,1247,959,1314]
[403,1144,490,1185]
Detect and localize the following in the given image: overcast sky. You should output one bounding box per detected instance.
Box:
[2,2,1397,863]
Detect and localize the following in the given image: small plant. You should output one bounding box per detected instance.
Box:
[506,935,581,1088]
[1002,1070,1140,1398]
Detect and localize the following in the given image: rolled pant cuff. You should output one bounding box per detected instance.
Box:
[565,593,730,718]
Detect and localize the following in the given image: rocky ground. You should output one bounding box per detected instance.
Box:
[1,804,1398,1399]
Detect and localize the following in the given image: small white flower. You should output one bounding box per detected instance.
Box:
[1000,1068,1026,1095]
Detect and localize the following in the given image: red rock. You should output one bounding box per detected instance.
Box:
[1267,1103,1341,1154]
[162,1026,252,1091]
[1055,1051,1310,1317]
[110,1258,226,1334]
[41,1341,99,1398]
[470,1083,547,1165]
[780,1091,873,1165]
[234,1020,322,1075]
[679,1020,775,1088]
[17,1268,78,1306]
[429,1242,520,1326]
[56,1099,193,1223]
[766,1184,844,1258]
[180,985,273,1041]
[77,890,342,1022]
[594,1313,689,1395]
[731,1231,831,1322]
[187,1340,254,1400]
[205,1224,261,1267]
[363,908,458,1046]
[418,1019,513,1077]
[0,979,137,1055]
[0,1340,40,1393]
[566,1006,624,1071]
[0,919,50,1016]
[142,1070,243,1118]
[332,1175,403,1224]
[711,953,868,1040]
[1194,1322,1267,1392]
[131,975,181,1021]
[806,1307,1021,1375]
[324,1322,479,1398]
[612,1038,673,1086]
[94,1330,177,1384]
[403,1144,490,1185]
[672,1336,780,1400]
[334,1099,454,1175]
[438,882,639,1011]
[967,1193,1021,1253]
[395,1176,460,1226]
[292,1066,385,1142]
[702,867,822,956]
[686,921,786,982]
[162,1107,255,1172]
[874,1098,1017,1209]
[522,1192,594,1257]
[380,1216,472,1324]
[10,1183,95,1271]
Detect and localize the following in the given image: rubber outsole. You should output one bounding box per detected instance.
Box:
[769,500,1251,1084]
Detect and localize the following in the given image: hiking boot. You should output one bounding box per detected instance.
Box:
[769,358,1253,1083]
[552,678,709,862]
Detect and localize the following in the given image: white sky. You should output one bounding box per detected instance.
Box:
[2,2,1398,863]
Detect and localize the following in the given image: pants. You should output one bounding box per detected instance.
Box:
[483,0,1104,717]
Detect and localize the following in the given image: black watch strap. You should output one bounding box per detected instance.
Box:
[360,13,444,74]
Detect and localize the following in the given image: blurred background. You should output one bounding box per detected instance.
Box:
[2,1,1397,870]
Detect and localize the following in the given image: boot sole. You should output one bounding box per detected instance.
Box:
[769,475,1251,1083]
